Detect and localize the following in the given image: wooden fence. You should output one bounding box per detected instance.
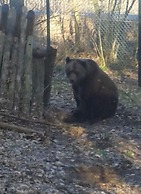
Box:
[0,4,57,119]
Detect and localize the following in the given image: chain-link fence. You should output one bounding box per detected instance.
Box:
[0,0,138,65]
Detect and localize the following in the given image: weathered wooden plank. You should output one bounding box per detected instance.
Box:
[7,5,23,112]
[8,37,19,110]
[0,4,9,79]
[0,5,22,111]
[22,10,35,116]
[31,45,46,118]
[5,7,17,110]
[43,47,57,109]
[0,7,18,111]
[31,56,45,119]
[22,35,33,116]
[14,5,27,114]
[25,10,34,37]
[0,31,5,76]
[0,4,2,23]
[21,10,34,116]
[13,6,23,38]
[0,4,9,33]
[0,35,11,104]
[0,5,11,110]
[7,6,16,35]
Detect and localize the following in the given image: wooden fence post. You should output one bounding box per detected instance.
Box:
[31,47,46,119]
[23,10,35,116]
[14,3,27,114]
[6,6,17,109]
[0,4,9,103]
[0,4,9,76]
[43,47,57,110]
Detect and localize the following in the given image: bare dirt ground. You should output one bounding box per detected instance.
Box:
[0,61,141,194]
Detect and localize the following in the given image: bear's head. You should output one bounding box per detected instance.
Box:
[65,57,89,86]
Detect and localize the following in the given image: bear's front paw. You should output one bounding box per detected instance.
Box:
[63,110,86,124]
[63,114,77,123]
[72,109,82,118]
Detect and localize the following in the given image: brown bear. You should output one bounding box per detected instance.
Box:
[64,57,118,123]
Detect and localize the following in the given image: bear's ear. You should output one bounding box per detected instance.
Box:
[66,57,71,63]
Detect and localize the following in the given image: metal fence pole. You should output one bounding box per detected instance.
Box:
[46,0,50,50]
[43,0,57,110]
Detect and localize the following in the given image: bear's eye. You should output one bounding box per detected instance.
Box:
[72,71,79,75]
[66,71,71,77]
[67,71,78,77]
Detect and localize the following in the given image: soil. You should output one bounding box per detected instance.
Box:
[0,63,141,194]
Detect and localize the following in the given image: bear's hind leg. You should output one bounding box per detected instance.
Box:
[90,95,118,120]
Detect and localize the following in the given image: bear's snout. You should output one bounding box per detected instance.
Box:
[68,73,77,85]
[69,79,75,84]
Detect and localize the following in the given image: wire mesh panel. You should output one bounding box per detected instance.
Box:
[46,0,138,65]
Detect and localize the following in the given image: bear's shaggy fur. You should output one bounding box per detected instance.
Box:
[65,57,118,123]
